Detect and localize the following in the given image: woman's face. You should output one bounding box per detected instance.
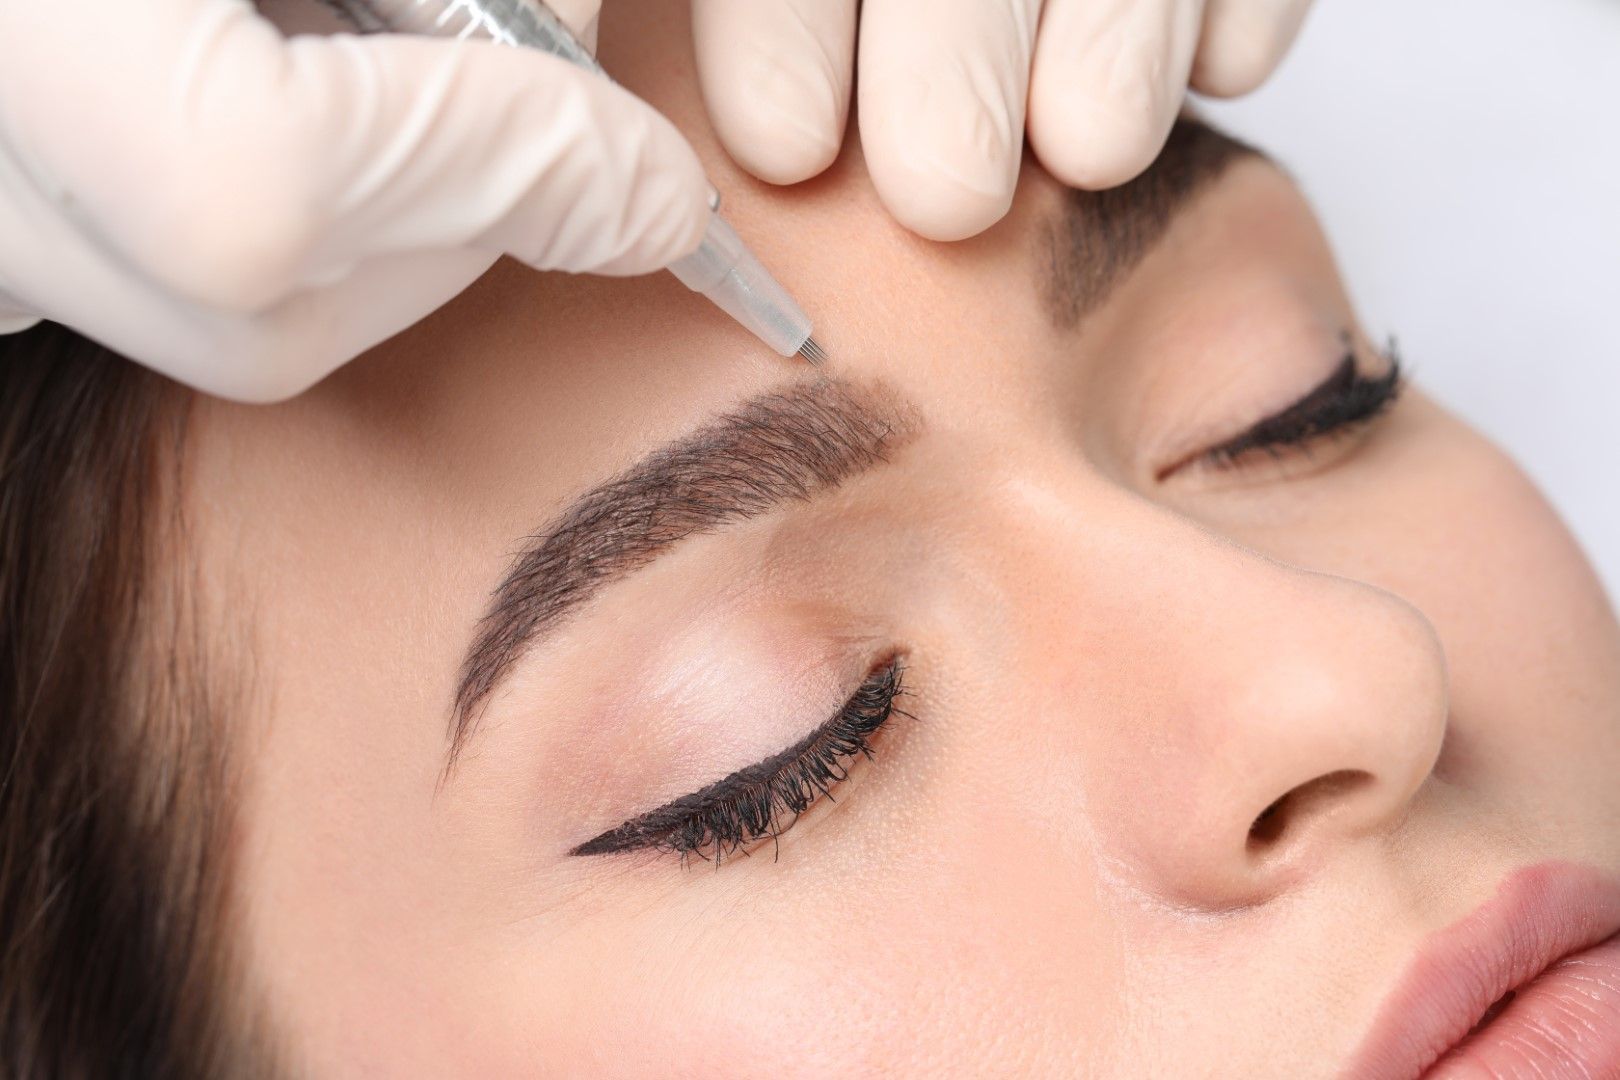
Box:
[197,5,1620,1075]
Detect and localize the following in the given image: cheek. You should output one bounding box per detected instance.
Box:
[1406,426,1620,777]
[514,796,1124,1077]
[1235,396,1620,795]
[1360,409,1619,719]
[515,889,937,1078]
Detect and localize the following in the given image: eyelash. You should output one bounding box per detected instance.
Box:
[571,657,907,864]
[1192,343,1405,474]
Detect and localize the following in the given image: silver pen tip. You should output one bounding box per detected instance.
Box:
[797,336,827,365]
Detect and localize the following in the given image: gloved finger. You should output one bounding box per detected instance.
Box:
[2,0,710,317]
[53,244,496,404]
[0,101,493,402]
[1190,0,1312,98]
[691,0,857,185]
[156,247,499,402]
[857,0,1043,241]
[1027,0,1206,190]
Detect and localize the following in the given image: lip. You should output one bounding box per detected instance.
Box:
[1342,860,1620,1079]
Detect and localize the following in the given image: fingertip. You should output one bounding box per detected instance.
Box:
[1189,31,1281,98]
[1027,0,1203,190]
[1028,85,1178,190]
[858,80,1021,240]
[652,185,714,269]
[1191,0,1312,98]
[593,113,714,273]
[692,0,853,185]
[873,170,1015,242]
[861,119,1019,240]
[508,55,713,275]
[702,57,847,185]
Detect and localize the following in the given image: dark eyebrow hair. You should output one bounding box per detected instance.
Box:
[1041,116,1265,329]
[446,379,916,769]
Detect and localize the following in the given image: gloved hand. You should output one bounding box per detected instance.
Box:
[691,0,1313,241]
[0,0,708,402]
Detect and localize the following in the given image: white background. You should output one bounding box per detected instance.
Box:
[1199,0,1620,597]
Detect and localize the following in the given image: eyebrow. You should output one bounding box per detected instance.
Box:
[446,380,916,768]
[1040,116,1265,329]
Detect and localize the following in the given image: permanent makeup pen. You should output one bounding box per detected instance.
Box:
[322,0,825,364]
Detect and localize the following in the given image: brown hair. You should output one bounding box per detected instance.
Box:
[0,324,271,1077]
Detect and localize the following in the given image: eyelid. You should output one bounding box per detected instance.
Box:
[570,656,906,861]
[1157,343,1405,482]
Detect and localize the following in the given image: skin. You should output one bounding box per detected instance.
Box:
[191,4,1620,1076]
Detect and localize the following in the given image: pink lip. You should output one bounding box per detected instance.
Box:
[1342,861,1620,1079]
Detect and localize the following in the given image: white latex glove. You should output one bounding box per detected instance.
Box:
[0,0,708,402]
[692,0,1313,241]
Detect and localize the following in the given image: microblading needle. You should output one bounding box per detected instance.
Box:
[797,337,827,366]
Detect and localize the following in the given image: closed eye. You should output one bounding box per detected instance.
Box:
[570,657,907,864]
[1160,343,1405,480]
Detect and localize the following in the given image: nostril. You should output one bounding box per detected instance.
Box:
[1246,770,1375,854]
[1248,797,1287,847]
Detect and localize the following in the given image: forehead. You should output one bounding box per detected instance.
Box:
[190,1,1322,710]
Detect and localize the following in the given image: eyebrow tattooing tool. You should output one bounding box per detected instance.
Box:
[322,0,826,364]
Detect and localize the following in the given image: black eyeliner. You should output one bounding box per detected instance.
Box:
[572,715,835,857]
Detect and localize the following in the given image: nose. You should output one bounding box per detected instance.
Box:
[1032,498,1449,910]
